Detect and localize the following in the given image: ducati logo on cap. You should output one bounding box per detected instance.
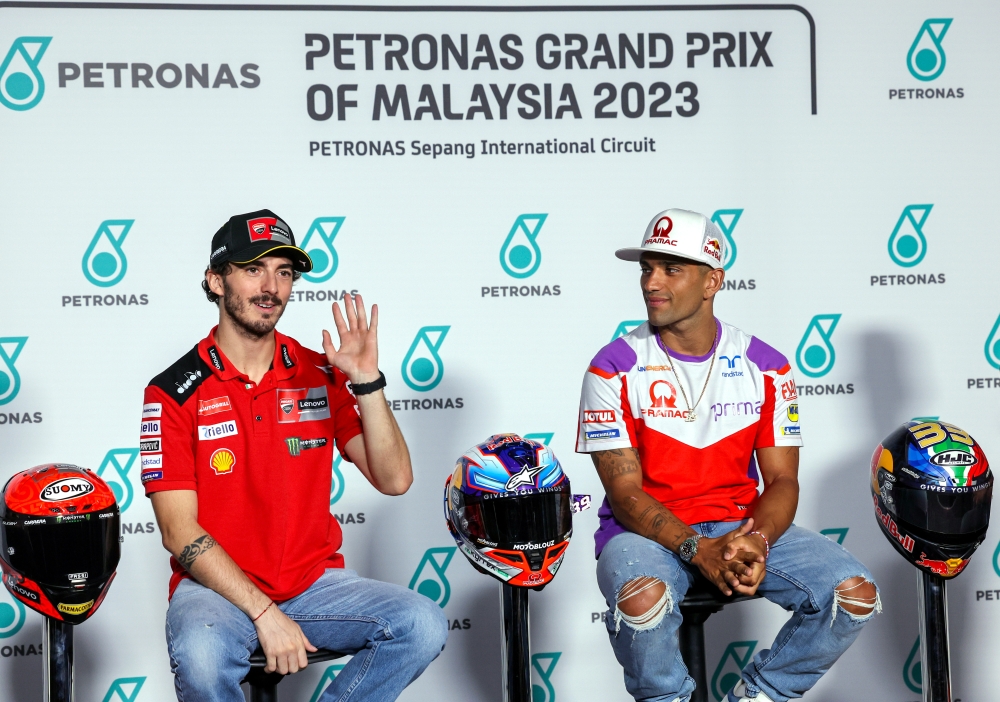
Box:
[246,216,292,244]
[645,217,677,246]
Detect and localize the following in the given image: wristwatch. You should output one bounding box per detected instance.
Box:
[678,534,703,564]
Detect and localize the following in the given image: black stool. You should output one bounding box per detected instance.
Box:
[242,647,345,702]
[679,575,762,702]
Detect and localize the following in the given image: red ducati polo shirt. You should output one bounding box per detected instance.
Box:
[140,327,363,601]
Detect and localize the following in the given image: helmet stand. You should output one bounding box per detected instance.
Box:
[917,571,952,702]
[499,583,531,702]
[43,616,74,702]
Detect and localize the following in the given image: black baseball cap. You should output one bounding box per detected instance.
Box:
[209,209,313,273]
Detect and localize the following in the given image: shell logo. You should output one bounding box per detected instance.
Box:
[210,448,236,475]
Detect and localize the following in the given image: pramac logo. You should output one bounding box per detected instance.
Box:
[0,37,51,111]
[648,380,677,408]
[644,216,677,246]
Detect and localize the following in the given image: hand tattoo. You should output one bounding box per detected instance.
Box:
[178,534,217,570]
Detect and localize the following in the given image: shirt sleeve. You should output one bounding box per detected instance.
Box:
[141,385,197,494]
[755,364,803,449]
[575,367,636,453]
[329,369,364,463]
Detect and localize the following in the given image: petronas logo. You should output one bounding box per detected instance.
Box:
[101,677,146,702]
[0,37,51,111]
[408,547,456,608]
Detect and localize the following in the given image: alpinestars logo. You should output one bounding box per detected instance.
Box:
[408,547,456,608]
[505,462,544,490]
[0,37,51,111]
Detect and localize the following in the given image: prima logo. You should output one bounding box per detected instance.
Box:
[795,314,841,378]
[0,587,27,639]
[408,547,456,608]
[330,448,345,505]
[531,652,561,702]
[820,528,848,545]
[0,337,27,406]
[83,220,134,287]
[309,663,345,702]
[903,636,922,693]
[984,313,1000,371]
[711,209,743,271]
[523,432,553,446]
[711,640,756,701]
[96,448,139,513]
[301,217,344,283]
[101,677,146,702]
[907,19,952,82]
[500,214,546,278]
[401,326,449,392]
[610,320,645,342]
[888,205,932,267]
[0,37,51,111]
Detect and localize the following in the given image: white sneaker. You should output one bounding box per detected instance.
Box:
[727,680,776,702]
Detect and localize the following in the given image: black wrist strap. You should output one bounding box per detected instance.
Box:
[351,371,386,396]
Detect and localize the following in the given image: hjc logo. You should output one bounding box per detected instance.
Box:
[0,336,27,406]
[531,652,561,702]
[401,326,449,392]
[0,586,27,639]
[101,677,146,702]
[500,214,547,278]
[96,449,140,513]
[610,320,645,342]
[83,220,134,287]
[711,209,743,271]
[408,547,456,608]
[795,314,841,378]
[301,217,344,284]
[648,380,677,408]
[907,19,952,82]
[0,37,51,111]
[711,640,757,701]
[888,205,932,268]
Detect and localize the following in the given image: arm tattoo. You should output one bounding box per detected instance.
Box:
[178,534,217,570]
[592,448,641,481]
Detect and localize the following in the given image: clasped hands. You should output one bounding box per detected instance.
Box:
[690,518,767,597]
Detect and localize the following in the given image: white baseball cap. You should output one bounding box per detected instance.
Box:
[615,209,726,269]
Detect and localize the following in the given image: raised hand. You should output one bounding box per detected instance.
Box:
[322,293,380,384]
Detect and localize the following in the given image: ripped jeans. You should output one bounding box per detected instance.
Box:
[596,522,879,702]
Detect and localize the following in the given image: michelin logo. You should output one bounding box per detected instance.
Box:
[586,429,620,439]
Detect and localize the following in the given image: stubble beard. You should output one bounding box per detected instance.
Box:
[222,284,285,339]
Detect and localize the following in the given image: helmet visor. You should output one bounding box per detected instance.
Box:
[459,490,572,548]
[894,483,992,538]
[3,511,120,586]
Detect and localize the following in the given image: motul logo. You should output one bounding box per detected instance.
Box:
[582,409,615,423]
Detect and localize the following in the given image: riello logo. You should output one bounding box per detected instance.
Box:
[408,547,456,608]
[0,37,51,111]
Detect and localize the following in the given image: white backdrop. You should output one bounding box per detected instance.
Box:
[1,2,999,701]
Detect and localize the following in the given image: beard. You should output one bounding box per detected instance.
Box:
[222,284,285,339]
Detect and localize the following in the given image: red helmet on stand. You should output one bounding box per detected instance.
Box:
[1,464,121,623]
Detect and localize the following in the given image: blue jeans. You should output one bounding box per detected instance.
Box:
[165,569,448,702]
[596,522,878,702]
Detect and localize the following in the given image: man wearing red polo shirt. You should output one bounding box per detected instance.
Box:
[142,209,447,702]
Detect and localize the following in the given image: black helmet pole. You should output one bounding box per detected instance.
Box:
[917,571,952,702]
[43,616,74,702]
[499,583,531,702]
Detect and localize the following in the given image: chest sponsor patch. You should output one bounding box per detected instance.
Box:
[198,396,232,416]
[198,420,238,441]
[277,387,331,423]
[210,447,236,475]
[140,420,161,436]
[139,439,161,453]
[142,403,162,418]
[285,436,329,456]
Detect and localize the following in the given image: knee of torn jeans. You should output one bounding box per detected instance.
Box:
[830,575,881,625]
[614,577,672,633]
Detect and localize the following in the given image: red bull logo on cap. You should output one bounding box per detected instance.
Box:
[704,237,723,262]
[644,216,678,247]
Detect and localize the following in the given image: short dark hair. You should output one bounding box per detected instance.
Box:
[201,261,302,304]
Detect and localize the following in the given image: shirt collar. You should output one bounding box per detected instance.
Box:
[197,326,300,383]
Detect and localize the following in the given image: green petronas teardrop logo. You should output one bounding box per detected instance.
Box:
[985,313,1000,371]
[402,326,449,392]
[408,546,456,608]
[83,220,134,287]
[907,19,952,82]
[531,652,561,702]
[711,209,743,271]
[102,677,146,702]
[96,449,139,513]
[888,205,932,267]
[611,320,645,342]
[0,587,27,639]
[330,449,345,505]
[524,432,553,446]
[0,37,51,111]
[711,641,757,701]
[301,217,344,283]
[796,314,841,378]
[903,637,922,693]
[500,214,547,278]
[0,336,27,406]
